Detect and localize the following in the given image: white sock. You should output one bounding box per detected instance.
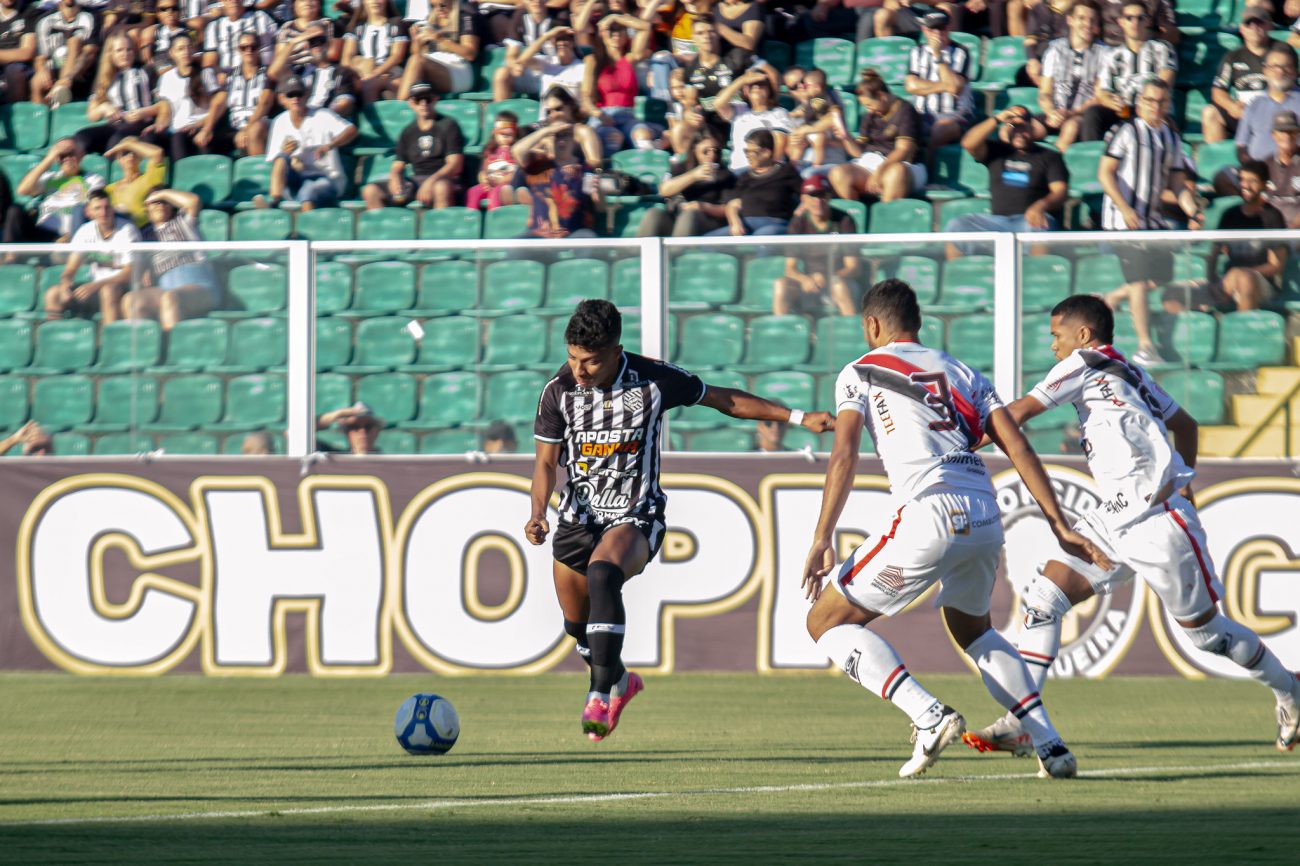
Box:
[817,624,945,729]
[1186,615,1300,705]
[1015,576,1072,692]
[966,628,1061,750]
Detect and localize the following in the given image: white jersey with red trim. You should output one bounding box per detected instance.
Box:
[835,341,1004,501]
[1028,344,1194,530]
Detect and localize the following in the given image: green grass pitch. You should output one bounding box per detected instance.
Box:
[1,673,1297,864]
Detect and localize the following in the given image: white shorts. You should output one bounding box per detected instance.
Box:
[834,488,1004,617]
[852,151,927,190]
[1054,494,1224,620]
[426,52,474,93]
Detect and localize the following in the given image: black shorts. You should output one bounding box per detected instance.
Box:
[552,516,666,575]
[1117,244,1173,286]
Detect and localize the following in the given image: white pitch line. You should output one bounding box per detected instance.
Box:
[4,759,1296,828]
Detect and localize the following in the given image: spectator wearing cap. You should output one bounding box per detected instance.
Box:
[1097,0,1176,47]
[1203,6,1284,144]
[1165,160,1286,315]
[493,23,583,105]
[1263,110,1300,227]
[1079,0,1176,142]
[7,137,105,244]
[361,81,464,209]
[129,186,221,332]
[638,127,735,237]
[0,0,38,103]
[261,74,358,209]
[831,68,924,203]
[708,128,802,236]
[1036,0,1107,151]
[481,420,518,454]
[1234,44,1300,165]
[871,0,962,40]
[772,175,861,317]
[0,422,54,457]
[903,10,975,149]
[318,403,383,454]
[943,106,1068,256]
[47,189,139,324]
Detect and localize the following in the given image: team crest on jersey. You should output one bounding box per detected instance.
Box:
[622,389,643,413]
[993,466,1145,679]
[949,510,970,535]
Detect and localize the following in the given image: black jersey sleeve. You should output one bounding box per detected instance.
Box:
[655,361,706,410]
[534,378,566,442]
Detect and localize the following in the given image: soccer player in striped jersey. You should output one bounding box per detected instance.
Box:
[965,295,1300,758]
[801,279,1110,779]
[525,299,834,741]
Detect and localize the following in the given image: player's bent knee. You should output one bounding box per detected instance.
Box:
[586,560,626,597]
[1184,614,1263,667]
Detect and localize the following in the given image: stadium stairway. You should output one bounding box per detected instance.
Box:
[1200,336,1300,457]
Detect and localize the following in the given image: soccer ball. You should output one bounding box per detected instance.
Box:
[394,693,460,755]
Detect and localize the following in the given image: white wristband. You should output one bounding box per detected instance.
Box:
[788,409,805,426]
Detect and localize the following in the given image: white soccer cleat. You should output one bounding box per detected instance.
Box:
[961,713,1034,758]
[899,707,966,779]
[1277,700,1299,752]
[1035,741,1078,779]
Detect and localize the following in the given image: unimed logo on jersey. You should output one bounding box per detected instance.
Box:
[992,466,1145,680]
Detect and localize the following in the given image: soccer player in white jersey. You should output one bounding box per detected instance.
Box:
[801,279,1112,779]
[964,295,1300,758]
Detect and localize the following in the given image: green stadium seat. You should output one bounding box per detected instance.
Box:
[357,206,417,242]
[351,261,417,314]
[356,372,417,424]
[336,316,417,373]
[1207,310,1285,369]
[1021,317,1056,374]
[483,98,541,139]
[146,374,224,431]
[938,256,995,311]
[1073,254,1126,295]
[672,370,746,430]
[1024,427,1066,455]
[484,370,547,423]
[0,264,37,317]
[1112,310,1139,357]
[723,255,787,313]
[919,315,943,348]
[1174,0,1234,28]
[211,374,285,431]
[0,375,27,431]
[93,432,155,454]
[537,316,569,371]
[801,315,863,373]
[398,314,480,372]
[295,208,355,241]
[671,252,739,309]
[0,154,40,204]
[420,206,482,241]
[420,428,480,453]
[0,320,33,371]
[610,201,658,237]
[151,318,228,373]
[830,198,867,233]
[435,99,481,147]
[612,257,640,307]
[982,36,1026,85]
[222,263,287,317]
[1171,251,1209,284]
[929,145,990,200]
[868,199,932,233]
[481,259,545,313]
[483,204,530,239]
[1178,31,1240,88]
[92,320,162,371]
[937,197,991,233]
[32,374,94,430]
[0,102,49,153]
[1021,254,1072,311]
[737,315,811,372]
[1063,141,1105,196]
[946,315,994,371]
[465,43,510,99]
[231,209,292,242]
[1180,88,1210,142]
[795,38,856,87]
[225,156,273,207]
[996,86,1040,115]
[1169,311,1217,365]
[374,429,415,453]
[211,317,287,373]
[856,37,913,85]
[51,431,90,455]
[315,316,353,370]
[356,100,415,154]
[84,374,160,431]
[544,259,609,313]
[689,428,755,452]
[404,371,483,429]
[1158,369,1225,425]
[315,371,353,414]
[38,263,90,295]
[28,319,95,373]
[879,255,939,305]
[752,370,815,408]
[172,155,232,206]
[221,431,285,454]
[676,313,744,368]
[1195,140,1238,188]
[405,260,479,315]
[315,261,352,314]
[482,314,548,370]
[198,208,229,241]
[49,101,90,142]
[158,432,219,455]
[611,149,672,186]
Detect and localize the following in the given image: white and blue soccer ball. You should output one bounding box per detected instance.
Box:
[394,693,460,755]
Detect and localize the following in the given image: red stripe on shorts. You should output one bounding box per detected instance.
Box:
[1164,501,1219,604]
[839,505,907,587]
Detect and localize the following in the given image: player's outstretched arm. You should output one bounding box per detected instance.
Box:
[973,395,1045,450]
[985,407,1114,571]
[697,386,835,432]
[801,409,865,601]
[524,440,562,545]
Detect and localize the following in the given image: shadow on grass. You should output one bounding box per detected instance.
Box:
[1,808,1297,864]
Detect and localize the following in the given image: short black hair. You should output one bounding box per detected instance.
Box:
[1051,294,1114,343]
[564,299,622,350]
[483,419,517,444]
[861,278,921,332]
[87,188,111,204]
[1240,159,1269,182]
[744,128,775,151]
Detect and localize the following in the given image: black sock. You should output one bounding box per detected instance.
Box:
[563,619,592,669]
[585,561,626,695]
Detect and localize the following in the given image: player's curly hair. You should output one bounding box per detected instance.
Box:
[564,299,622,351]
[1051,295,1114,344]
[862,279,921,333]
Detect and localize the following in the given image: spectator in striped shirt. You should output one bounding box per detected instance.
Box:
[0,0,38,103]
[127,186,222,331]
[32,0,97,107]
[340,0,407,104]
[212,31,274,154]
[75,31,164,153]
[1097,79,1201,367]
[1079,0,1176,142]
[203,0,277,80]
[1023,0,1071,85]
[1035,0,1107,151]
[273,0,336,76]
[140,0,190,73]
[903,10,973,149]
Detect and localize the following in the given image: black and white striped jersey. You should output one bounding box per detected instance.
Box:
[1040,37,1108,111]
[1098,38,1176,107]
[104,66,154,111]
[907,42,974,118]
[1101,117,1191,230]
[203,10,277,72]
[535,353,706,526]
[343,17,406,64]
[34,9,94,62]
[225,65,268,129]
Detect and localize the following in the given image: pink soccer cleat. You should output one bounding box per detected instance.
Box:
[607,672,644,736]
[582,696,610,741]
